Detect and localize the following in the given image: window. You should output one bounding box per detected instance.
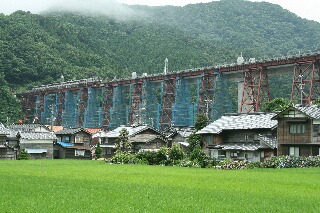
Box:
[75,136,84,143]
[75,150,85,156]
[244,135,249,141]
[230,152,238,158]
[289,124,305,134]
[289,147,299,157]
[106,149,112,155]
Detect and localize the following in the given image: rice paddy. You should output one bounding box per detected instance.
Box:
[1,160,320,212]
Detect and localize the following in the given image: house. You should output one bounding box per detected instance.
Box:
[8,124,56,159]
[0,124,17,160]
[165,127,194,152]
[272,105,320,157]
[197,112,278,162]
[85,128,103,146]
[101,125,168,158]
[54,128,92,159]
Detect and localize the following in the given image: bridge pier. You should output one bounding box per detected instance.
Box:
[240,67,270,113]
[291,61,320,105]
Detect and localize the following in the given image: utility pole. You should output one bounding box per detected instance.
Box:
[299,74,304,105]
[51,104,54,132]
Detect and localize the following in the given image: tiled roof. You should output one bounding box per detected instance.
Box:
[215,143,260,151]
[55,128,89,135]
[45,125,63,132]
[19,132,57,140]
[197,112,277,134]
[129,134,166,143]
[293,106,320,119]
[85,128,102,134]
[7,124,45,132]
[105,125,162,138]
[0,123,11,135]
[272,105,320,120]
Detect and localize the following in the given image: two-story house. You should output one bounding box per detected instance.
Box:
[272,105,320,157]
[197,112,278,162]
[54,128,92,159]
[101,125,167,158]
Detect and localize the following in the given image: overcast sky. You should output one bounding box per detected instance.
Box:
[1,0,319,22]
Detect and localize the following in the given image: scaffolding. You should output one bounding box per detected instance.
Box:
[172,77,196,127]
[62,90,79,128]
[84,87,105,128]
[40,93,57,125]
[212,73,233,121]
[142,81,161,129]
[110,84,130,129]
[160,77,176,129]
[198,73,217,119]
[130,81,143,125]
[103,85,114,129]
[56,92,65,125]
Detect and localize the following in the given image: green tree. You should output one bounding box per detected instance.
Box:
[0,74,23,124]
[17,148,30,160]
[168,144,184,161]
[115,128,131,153]
[188,132,202,153]
[194,113,209,131]
[94,141,102,159]
[261,98,291,112]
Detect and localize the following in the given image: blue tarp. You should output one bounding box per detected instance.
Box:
[57,142,74,147]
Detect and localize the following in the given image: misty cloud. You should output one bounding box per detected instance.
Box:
[45,0,138,19]
[1,0,139,20]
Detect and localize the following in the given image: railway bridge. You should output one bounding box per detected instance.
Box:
[17,52,320,130]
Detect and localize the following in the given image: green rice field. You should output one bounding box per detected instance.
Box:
[1,160,320,212]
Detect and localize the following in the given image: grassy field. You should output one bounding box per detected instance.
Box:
[1,160,320,212]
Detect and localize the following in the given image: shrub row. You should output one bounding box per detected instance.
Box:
[216,155,320,170]
[108,149,320,170]
[106,145,214,168]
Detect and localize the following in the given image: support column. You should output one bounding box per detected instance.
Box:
[160,77,176,129]
[103,85,114,129]
[291,61,320,105]
[77,88,88,127]
[130,81,143,125]
[240,67,270,113]
[198,72,218,119]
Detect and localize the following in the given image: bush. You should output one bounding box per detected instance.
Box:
[168,144,184,162]
[17,148,30,160]
[94,142,102,159]
[189,145,211,168]
[136,146,169,165]
[107,151,144,164]
[262,155,320,168]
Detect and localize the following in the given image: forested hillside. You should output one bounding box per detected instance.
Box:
[1,0,320,123]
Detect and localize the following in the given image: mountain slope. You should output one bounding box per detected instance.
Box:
[1,0,320,123]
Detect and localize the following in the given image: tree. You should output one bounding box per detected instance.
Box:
[17,148,30,160]
[188,132,202,153]
[261,98,292,112]
[168,144,184,161]
[94,141,102,159]
[194,114,209,131]
[115,128,131,153]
